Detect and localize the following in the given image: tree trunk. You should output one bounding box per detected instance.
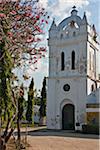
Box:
[2,114,16,138]
[0,128,14,150]
[17,97,21,141]
[0,114,16,150]
[39,116,46,126]
[5,128,14,143]
[17,102,21,150]
[17,117,20,141]
[2,118,10,138]
[0,137,6,150]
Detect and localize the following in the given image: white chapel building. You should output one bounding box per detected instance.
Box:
[47,7,100,130]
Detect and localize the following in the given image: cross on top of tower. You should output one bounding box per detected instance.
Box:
[72,6,76,9]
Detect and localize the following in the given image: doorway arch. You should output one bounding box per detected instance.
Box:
[62,104,75,130]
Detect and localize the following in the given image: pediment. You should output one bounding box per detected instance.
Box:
[58,15,82,30]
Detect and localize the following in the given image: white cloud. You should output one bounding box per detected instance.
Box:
[25,58,48,90]
[39,0,48,8]
[26,58,48,76]
[35,59,48,75]
[85,10,91,23]
[39,0,90,23]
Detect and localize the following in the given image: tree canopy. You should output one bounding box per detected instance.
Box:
[39,77,46,117]
[26,78,34,123]
[0,0,49,68]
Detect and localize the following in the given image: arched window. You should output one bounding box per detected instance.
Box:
[95,81,97,89]
[91,84,94,92]
[73,31,76,36]
[61,52,65,71]
[72,51,75,69]
[60,34,63,39]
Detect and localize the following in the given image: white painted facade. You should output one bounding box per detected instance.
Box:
[47,7,100,130]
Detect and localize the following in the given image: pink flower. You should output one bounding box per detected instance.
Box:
[36,15,40,20]
[25,5,32,11]
[12,40,15,44]
[42,49,46,52]
[10,10,17,15]
[16,23,21,28]
[15,15,21,21]
[34,56,37,59]
[40,47,46,51]
[29,61,32,64]
[33,20,37,24]
[0,13,6,18]
[29,48,33,52]
[33,60,37,64]
[15,4,21,9]
[33,38,41,42]
[27,35,34,43]
[45,20,48,24]
[35,26,43,33]
[0,36,2,41]
[25,12,32,17]
[41,19,44,22]
[7,31,13,37]
[38,52,42,55]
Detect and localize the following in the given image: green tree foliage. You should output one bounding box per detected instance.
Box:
[0,39,14,122]
[34,89,41,106]
[17,84,25,142]
[18,84,25,121]
[39,77,46,117]
[0,0,49,148]
[26,78,34,123]
[0,29,15,150]
[34,97,41,106]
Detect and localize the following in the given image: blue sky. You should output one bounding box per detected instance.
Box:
[22,0,100,91]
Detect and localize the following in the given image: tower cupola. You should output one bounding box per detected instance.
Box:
[71,6,78,16]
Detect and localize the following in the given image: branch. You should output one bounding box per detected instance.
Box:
[2,113,17,139]
[5,128,14,143]
[0,53,5,61]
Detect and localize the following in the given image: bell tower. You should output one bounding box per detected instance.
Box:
[47,7,100,130]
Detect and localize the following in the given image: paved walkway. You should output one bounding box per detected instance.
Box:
[20,127,99,150]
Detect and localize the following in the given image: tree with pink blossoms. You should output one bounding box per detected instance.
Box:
[0,0,48,66]
[0,0,49,149]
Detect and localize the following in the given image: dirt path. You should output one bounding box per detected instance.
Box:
[7,127,99,150]
[27,136,99,150]
[23,128,99,150]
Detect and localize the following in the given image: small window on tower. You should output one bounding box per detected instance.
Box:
[89,52,91,70]
[60,34,63,39]
[61,52,65,71]
[72,51,75,69]
[91,84,94,92]
[73,31,76,36]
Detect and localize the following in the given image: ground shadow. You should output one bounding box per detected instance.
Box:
[16,127,99,139]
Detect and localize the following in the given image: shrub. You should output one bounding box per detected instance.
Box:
[82,124,99,134]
